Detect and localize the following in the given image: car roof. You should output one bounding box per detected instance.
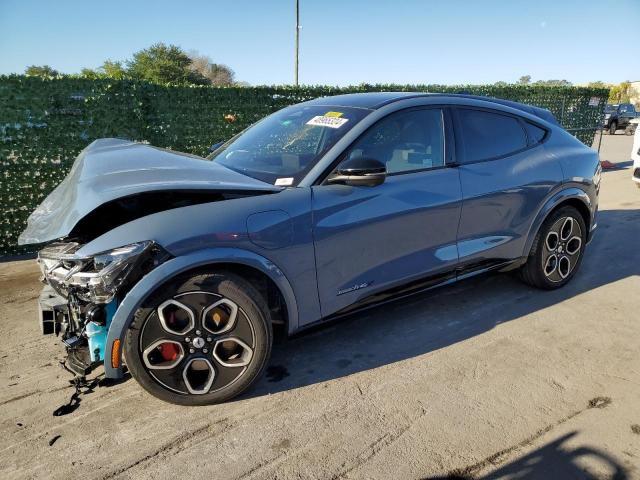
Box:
[303,92,426,109]
[304,92,558,125]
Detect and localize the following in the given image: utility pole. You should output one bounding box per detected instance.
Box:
[294,0,299,86]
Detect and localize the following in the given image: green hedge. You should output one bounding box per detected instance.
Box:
[0,75,608,256]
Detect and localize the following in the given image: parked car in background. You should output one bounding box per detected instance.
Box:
[603,103,638,135]
[21,93,601,405]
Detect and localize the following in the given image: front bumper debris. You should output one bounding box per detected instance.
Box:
[38,285,68,335]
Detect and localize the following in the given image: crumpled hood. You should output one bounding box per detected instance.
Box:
[19,138,280,245]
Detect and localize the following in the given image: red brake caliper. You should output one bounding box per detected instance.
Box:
[159,342,180,362]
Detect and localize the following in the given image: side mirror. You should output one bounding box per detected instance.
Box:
[328,157,386,187]
[208,141,224,153]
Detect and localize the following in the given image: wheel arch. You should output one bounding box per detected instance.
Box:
[523,188,593,258]
[104,247,299,379]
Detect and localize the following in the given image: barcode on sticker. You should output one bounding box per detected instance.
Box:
[306,116,349,129]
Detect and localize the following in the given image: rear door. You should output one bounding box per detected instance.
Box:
[452,107,563,270]
[311,107,462,316]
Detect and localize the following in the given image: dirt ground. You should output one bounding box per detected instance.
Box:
[1,133,639,480]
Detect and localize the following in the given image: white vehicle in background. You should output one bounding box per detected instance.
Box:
[632,118,640,187]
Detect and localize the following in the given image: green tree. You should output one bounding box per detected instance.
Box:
[81,61,128,79]
[25,65,59,77]
[518,75,531,85]
[127,43,208,85]
[587,81,608,89]
[608,81,634,103]
[533,79,572,87]
[81,68,102,79]
[101,60,127,79]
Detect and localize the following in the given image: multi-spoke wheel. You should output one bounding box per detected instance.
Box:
[125,271,272,405]
[519,206,587,289]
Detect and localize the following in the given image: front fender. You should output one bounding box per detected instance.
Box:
[522,187,594,258]
[104,247,299,379]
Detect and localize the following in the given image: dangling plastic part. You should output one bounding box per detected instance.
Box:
[86,301,118,363]
[86,321,107,363]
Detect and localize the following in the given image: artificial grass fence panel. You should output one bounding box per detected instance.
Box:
[0,75,608,255]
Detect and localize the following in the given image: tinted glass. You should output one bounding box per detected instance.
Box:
[525,122,547,144]
[210,105,369,185]
[457,109,527,163]
[343,109,444,174]
[605,104,618,113]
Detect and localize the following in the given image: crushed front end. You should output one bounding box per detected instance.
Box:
[37,241,169,377]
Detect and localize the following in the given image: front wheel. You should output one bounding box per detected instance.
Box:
[609,121,617,135]
[124,271,272,405]
[519,206,587,290]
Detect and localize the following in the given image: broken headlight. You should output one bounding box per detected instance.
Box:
[39,241,160,303]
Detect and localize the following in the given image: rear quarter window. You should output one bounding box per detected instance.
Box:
[457,108,527,163]
[524,122,547,145]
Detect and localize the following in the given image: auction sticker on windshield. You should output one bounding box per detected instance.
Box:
[306,115,349,129]
[275,177,294,186]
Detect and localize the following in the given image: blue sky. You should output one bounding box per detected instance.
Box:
[1,0,638,86]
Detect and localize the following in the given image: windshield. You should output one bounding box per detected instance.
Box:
[605,104,618,113]
[209,105,370,186]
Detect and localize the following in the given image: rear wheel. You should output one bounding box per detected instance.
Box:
[124,271,272,405]
[519,206,586,290]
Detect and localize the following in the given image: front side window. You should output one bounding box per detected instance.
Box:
[342,108,445,174]
[457,108,527,163]
[209,105,369,185]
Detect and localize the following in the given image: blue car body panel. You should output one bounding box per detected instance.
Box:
[455,144,564,266]
[18,138,281,246]
[311,168,461,316]
[22,93,601,380]
[103,247,301,379]
[78,187,322,332]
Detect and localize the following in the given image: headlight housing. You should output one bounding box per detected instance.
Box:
[39,241,159,303]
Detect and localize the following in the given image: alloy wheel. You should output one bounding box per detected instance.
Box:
[139,291,255,395]
[541,216,583,283]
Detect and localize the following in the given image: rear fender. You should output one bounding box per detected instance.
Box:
[104,248,298,379]
[522,187,593,258]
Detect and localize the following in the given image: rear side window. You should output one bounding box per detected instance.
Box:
[525,122,547,144]
[457,109,527,163]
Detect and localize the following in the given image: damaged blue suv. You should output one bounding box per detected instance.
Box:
[22,93,600,405]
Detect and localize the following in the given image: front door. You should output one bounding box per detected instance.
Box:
[311,107,462,317]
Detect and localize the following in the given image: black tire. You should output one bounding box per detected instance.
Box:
[124,271,272,405]
[609,121,617,135]
[519,206,587,290]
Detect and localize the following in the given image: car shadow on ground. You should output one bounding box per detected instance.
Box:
[423,431,629,479]
[244,207,640,399]
[603,160,633,171]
